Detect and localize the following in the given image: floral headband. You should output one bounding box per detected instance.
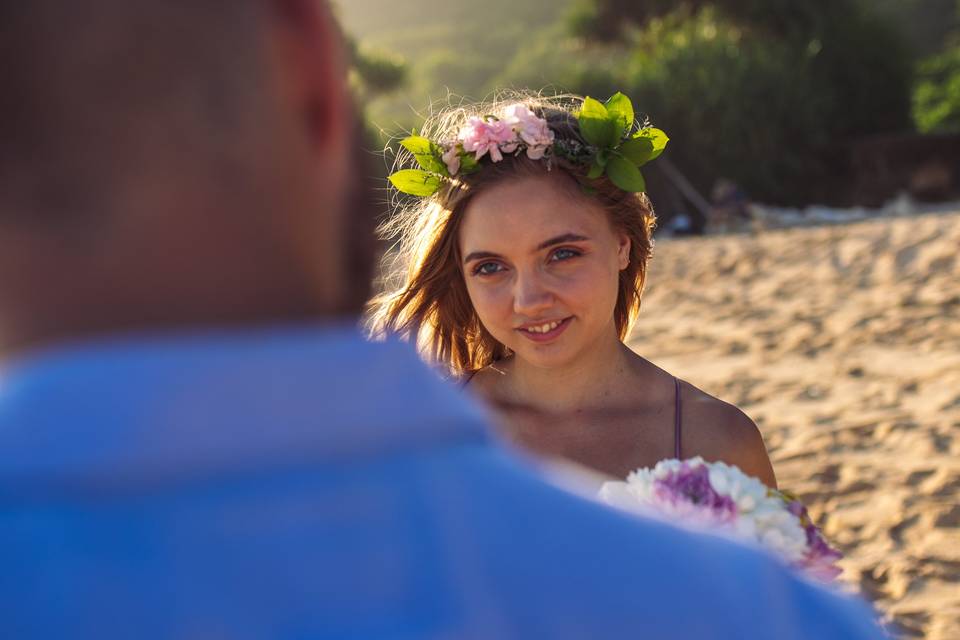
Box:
[388,92,668,197]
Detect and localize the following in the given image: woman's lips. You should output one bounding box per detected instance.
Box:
[515,316,572,343]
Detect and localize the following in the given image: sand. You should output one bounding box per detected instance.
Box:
[627,210,960,639]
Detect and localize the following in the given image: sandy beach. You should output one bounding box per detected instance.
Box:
[628,210,960,639]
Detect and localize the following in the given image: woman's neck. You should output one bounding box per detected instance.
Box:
[504,330,636,413]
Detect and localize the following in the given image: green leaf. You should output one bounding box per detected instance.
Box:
[633,127,669,160]
[579,96,618,149]
[388,169,443,196]
[587,160,605,179]
[459,152,479,175]
[606,156,646,192]
[399,135,433,156]
[400,136,448,176]
[604,92,635,138]
[618,137,656,166]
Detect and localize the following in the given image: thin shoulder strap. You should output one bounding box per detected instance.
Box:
[460,369,480,390]
[674,376,683,459]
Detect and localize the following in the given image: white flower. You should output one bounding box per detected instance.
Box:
[707,460,770,513]
[599,455,842,581]
[600,456,820,571]
[598,481,649,516]
[646,457,691,481]
[752,510,808,562]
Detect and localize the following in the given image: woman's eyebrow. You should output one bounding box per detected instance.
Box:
[536,233,589,251]
[462,234,590,264]
[463,250,501,264]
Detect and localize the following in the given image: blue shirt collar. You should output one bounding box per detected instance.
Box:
[0,324,490,488]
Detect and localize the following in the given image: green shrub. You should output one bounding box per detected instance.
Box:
[914,44,960,133]
[620,11,831,203]
[500,4,912,205]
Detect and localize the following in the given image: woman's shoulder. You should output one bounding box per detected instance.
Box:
[460,361,509,396]
[678,379,778,488]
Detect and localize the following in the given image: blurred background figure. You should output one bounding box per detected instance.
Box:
[708,179,752,234]
[0,1,887,639]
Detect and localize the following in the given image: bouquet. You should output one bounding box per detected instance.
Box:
[599,457,842,581]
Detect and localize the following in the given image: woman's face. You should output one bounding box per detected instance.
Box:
[459,173,630,370]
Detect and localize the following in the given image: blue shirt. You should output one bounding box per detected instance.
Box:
[0,326,882,638]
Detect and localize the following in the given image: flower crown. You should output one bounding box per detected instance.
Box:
[388,93,669,197]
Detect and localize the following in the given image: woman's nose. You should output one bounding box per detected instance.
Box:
[513,270,554,316]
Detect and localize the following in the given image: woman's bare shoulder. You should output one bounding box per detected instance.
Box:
[461,361,509,397]
[680,380,778,488]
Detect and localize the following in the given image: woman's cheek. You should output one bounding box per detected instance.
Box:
[560,264,606,305]
[568,264,619,328]
[469,282,511,331]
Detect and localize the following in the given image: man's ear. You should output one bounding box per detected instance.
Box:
[617,233,631,270]
[265,0,354,313]
[268,0,351,159]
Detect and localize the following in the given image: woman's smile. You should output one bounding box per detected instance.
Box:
[515,316,573,343]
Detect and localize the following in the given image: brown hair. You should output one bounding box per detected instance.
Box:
[366,93,657,377]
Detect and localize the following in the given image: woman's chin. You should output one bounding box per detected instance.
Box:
[511,341,580,370]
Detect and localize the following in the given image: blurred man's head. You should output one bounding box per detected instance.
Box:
[0,1,362,354]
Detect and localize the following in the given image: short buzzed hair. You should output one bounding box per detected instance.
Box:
[0,2,267,223]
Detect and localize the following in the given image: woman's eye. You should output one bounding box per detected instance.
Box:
[551,248,581,262]
[473,262,504,276]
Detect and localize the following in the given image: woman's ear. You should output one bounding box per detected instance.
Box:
[617,233,631,270]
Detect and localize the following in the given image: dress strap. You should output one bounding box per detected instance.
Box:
[674,377,683,459]
[460,369,480,390]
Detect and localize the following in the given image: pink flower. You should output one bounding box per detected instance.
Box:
[502,103,554,159]
[489,119,519,155]
[458,117,493,160]
[441,144,461,176]
[485,119,519,161]
[458,116,521,163]
[457,117,502,163]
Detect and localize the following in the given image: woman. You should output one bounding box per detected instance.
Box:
[368,93,776,487]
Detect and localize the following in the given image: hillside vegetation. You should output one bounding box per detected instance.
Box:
[338,0,960,209]
[335,0,574,132]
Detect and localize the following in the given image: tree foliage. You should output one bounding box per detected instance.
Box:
[912,2,960,132]
[337,0,941,206]
[546,1,913,204]
[345,35,408,101]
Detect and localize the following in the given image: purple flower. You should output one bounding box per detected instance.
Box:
[784,497,843,580]
[652,464,738,525]
[801,523,843,580]
[788,501,805,518]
